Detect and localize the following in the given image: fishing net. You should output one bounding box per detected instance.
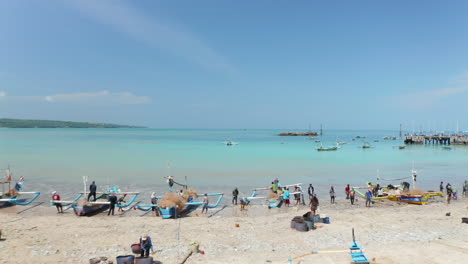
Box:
[406,189,425,196]
[159,192,186,213]
[5,189,18,197]
[183,188,198,201]
[267,191,278,199]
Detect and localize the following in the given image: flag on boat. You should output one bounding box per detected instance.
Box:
[5,168,11,181]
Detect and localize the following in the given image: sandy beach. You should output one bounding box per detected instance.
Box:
[1,194,467,264]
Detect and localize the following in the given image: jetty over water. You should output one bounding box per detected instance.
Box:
[404,134,468,145]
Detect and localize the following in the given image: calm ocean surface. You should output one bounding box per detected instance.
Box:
[1,129,467,192]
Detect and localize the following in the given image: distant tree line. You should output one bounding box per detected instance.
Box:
[0,118,145,128]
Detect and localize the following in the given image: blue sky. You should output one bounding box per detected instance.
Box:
[1,0,468,130]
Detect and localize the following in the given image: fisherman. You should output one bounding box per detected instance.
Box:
[283,188,290,207]
[294,186,301,205]
[308,184,315,199]
[310,194,319,215]
[345,184,350,199]
[178,189,184,197]
[350,189,355,205]
[139,235,154,258]
[446,184,453,204]
[232,187,239,205]
[51,191,63,213]
[463,181,468,197]
[365,188,372,207]
[108,192,117,216]
[150,192,159,216]
[164,176,175,191]
[270,182,278,194]
[240,197,247,211]
[201,193,209,214]
[117,194,127,212]
[329,186,336,204]
[440,181,444,194]
[88,181,97,201]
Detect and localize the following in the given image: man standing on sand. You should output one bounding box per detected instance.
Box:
[345,184,350,199]
[139,235,154,258]
[88,181,97,201]
[52,191,63,213]
[202,193,209,214]
[108,192,117,216]
[310,194,319,215]
[329,186,336,204]
[446,184,453,204]
[283,188,290,207]
[308,184,314,199]
[350,189,355,205]
[365,188,372,207]
[440,181,444,194]
[232,187,239,205]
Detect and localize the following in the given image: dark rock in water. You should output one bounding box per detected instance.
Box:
[278,131,318,136]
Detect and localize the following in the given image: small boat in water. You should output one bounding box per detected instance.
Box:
[317,145,339,151]
[362,143,371,149]
[337,141,347,145]
[443,146,452,150]
[399,145,406,149]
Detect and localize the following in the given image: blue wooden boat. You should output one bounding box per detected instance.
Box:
[136,192,224,219]
[0,178,41,208]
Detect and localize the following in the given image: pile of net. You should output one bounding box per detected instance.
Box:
[183,188,198,201]
[406,189,425,196]
[267,191,278,199]
[5,189,19,197]
[159,192,186,213]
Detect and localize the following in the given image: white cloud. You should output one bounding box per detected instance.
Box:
[391,71,468,110]
[67,0,234,73]
[44,90,151,104]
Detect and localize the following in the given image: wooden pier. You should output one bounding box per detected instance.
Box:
[404,135,468,145]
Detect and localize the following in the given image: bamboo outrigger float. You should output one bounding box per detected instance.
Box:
[0,168,41,208]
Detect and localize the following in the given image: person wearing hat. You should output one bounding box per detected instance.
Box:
[51,191,63,213]
[139,235,154,258]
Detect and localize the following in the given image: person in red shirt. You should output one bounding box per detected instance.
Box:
[52,191,63,213]
[345,184,350,199]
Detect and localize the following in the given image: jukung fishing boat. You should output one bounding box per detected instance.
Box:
[247,183,305,208]
[51,178,139,216]
[135,177,224,219]
[373,169,443,205]
[0,168,41,208]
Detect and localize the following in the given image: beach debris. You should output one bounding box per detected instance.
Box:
[235,223,240,227]
[89,256,113,264]
[462,217,468,224]
[179,242,203,264]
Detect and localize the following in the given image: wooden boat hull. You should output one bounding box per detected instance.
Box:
[73,203,109,216]
[317,147,338,151]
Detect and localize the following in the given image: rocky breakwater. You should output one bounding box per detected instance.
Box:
[278,131,318,136]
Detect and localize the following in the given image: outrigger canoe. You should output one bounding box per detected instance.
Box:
[51,187,139,216]
[136,192,224,219]
[248,183,305,208]
[0,179,41,208]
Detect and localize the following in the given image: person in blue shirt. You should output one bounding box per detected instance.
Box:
[365,189,372,207]
[283,188,290,207]
[139,235,154,258]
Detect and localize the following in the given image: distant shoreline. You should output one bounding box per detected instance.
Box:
[0,118,145,128]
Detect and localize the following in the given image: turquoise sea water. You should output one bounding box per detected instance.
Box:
[1,129,467,192]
